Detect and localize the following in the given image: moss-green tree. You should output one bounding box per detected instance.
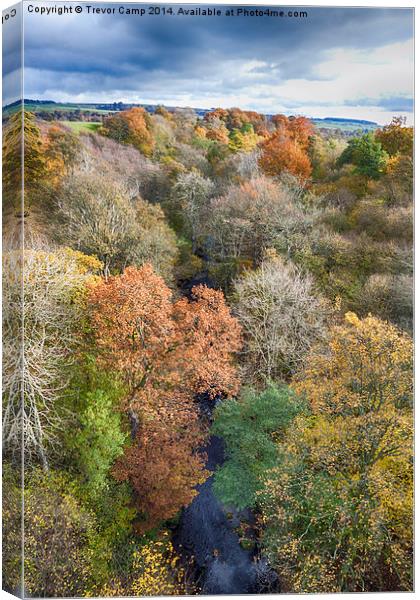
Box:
[337,133,388,179]
[212,385,303,509]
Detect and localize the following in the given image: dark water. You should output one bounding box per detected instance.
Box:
[174,275,278,594]
[174,436,260,595]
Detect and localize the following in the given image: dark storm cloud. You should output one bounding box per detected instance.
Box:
[9,3,414,117]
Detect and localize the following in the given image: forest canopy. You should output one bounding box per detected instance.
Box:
[2,105,413,596]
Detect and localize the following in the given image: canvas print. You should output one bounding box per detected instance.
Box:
[2,2,414,596]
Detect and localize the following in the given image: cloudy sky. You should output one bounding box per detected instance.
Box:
[3,3,414,123]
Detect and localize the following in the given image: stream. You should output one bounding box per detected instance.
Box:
[174,435,260,594]
[174,272,278,595]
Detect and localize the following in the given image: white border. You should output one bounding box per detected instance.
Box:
[0,2,416,600]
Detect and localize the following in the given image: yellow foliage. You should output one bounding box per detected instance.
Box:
[293,312,413,416]
[93,532,188,597]
[260,313,413,592]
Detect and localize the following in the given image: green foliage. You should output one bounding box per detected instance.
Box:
[72,388,127,499]
[212,385,304,509]
[63,358,136,586]
[337,133,388,179]
[63,121,101,133]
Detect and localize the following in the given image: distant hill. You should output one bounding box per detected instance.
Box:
[311,117,379,132]
[2,99,380,133]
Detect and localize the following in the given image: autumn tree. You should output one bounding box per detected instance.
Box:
[259,115,314,180]
[228,124,261,153]
[96,532,188,597]
[101,107,155,156]
[260,313,413,592]
[2,111,47,214]
[207,176,320,288]
[23,469,97,597]
[234,252,329,381]
[259,132,312,180]
[88,265,241,529]
[132,199,178,282]
[44,124,81,185]
[375,116,413,157]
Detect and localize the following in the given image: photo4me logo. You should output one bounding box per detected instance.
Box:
[24,4,308,18]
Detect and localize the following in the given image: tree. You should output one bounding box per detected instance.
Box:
[44,124,81,185]
[259,115,314,180]
[234,253,329,381]
[88,265,241,529]
[2,111,46,214]
[208,176,318,267]
[101,107,154,156]
[361,273,413,333]
[259,132,312,180]
[375,117,413,157]
[228,125,261,153]
[96,532,188,597]
[23,469,97,597]
[260,313,413,592]
[55,172,177,280]
[293,311,412,415]
[2,247,101,469]
[131,199,178,283]
[337,133,388,179]
[172,170,214,252]
[212,385,303,509]
[71,388,127,499]
[173,284,242,398]
[2,464,22,595]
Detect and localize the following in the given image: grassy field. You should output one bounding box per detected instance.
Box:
[312,118,378,132]
[3,102,115,116]
[62,121,102,133]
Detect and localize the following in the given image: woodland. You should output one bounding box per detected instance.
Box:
[2,104,413,595]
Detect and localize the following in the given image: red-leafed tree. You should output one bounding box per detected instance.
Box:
[260,115,314,180]
[259,135,312,180]
[88,265,241,530]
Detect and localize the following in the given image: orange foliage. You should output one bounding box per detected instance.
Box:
[375,116,413,157]
[88,265,241,530]
[173,285,242,398]
[42,125,80,189]
[194,125,208,139]
[259,134,312,180]
[259,115,313,179]
[287,116,314,149]
[204,107,269,137]
[206,127,230,144]
[204,108,229,123]
[102,107,155,156]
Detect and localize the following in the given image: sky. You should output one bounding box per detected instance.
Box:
[3,3,414,124]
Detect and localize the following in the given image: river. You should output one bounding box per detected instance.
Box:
[174,433,278,595]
